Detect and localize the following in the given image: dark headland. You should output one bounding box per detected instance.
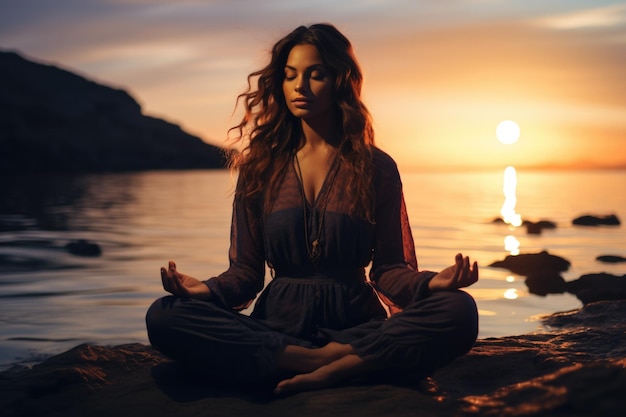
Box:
[0,50,226,173]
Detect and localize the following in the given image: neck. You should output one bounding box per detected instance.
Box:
[300,116,341,150]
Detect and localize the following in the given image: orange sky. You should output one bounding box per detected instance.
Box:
[357,17,626,171]
[2,1,625,171]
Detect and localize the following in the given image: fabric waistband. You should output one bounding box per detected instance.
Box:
[273,268,365,284]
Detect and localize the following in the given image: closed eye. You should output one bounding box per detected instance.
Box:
[310,70,327,81]
[284,65,329,82]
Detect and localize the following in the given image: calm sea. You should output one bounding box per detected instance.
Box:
[1,168,625,370]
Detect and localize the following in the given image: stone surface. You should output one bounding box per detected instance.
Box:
[1,301,625,417]
[597,255,626,263]
[489,251,571,276]
[64,239,102,257]
[490,252,626,305]
[524,220,557,235]
[524,272,567,296]
[565,273,626,305]
[572,214,621,226]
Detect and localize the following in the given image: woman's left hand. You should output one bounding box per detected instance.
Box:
[160,261,212,299]
[429,253,479,292]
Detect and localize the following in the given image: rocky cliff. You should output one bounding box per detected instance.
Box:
[0,51,226,172]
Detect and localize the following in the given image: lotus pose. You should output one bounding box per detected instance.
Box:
[146,23,479,395]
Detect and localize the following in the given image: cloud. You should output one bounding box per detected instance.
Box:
[532,3,626,30]
[2,0,625,168]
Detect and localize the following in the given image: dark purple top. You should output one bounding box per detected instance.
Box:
[205,148,436,339]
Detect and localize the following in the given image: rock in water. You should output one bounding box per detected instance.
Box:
[525,272,567,296]
[524,219,557,235]
[65,239,101,257]
[596,255,626,263]
[572,214,620,226]
[489,251,571,276]
[566,273,626,305]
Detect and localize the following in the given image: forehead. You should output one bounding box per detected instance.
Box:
[285,44,324,68]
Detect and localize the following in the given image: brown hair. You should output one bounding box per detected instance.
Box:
[229,23,375,220]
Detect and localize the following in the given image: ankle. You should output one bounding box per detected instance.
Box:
[321,342,354,358]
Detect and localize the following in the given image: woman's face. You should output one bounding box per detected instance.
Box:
[282,44,335,122]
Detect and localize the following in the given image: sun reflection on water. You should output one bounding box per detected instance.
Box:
[501,166,522,228]
[504,235,520,255]
[497,121,522,256]
[504,288,519,300]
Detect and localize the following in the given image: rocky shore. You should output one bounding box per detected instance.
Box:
[1,299,625,417]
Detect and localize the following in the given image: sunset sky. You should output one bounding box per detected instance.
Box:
[2,0,625,171]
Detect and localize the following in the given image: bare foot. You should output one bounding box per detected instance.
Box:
[276,342,354,373]
[274,368,334,395]
[275,353,371,396]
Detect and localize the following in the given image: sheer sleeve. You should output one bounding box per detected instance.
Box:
[204,177,266,309]
[369,150,436,309]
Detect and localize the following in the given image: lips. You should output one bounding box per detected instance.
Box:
[291,97,312,109]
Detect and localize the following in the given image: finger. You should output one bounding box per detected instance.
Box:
[161,267,175,293]
[167,261,184,287]
[454,256,468,286]
[460,256,471,281]
[168,276,180,294]
[168,268,190,297]
[452,253,463,281]
[460,260,479,287]
[172,273,187,296]
[471,261,479,283]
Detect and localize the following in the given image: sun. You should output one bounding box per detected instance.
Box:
[496,120,520,145]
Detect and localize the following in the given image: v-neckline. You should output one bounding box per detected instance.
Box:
[294,153,340,208]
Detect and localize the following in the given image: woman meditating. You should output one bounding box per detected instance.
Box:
[146,23,479,395]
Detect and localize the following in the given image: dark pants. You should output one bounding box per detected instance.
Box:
[145,290,478,384]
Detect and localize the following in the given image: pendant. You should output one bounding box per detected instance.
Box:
[310,239,321,267]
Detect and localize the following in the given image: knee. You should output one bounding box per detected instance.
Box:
[146,296,170,328]
[446,290,478,324]
[145,296,177,347]
[437,290,479,351]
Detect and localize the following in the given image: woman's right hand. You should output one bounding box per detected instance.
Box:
[429,253,478,292]
[160,261,212,300]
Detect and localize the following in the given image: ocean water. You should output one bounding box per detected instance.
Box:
[0,168,624,370]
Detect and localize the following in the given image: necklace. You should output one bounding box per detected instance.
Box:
[294,152,340,269]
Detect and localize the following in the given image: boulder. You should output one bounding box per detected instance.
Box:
[524,220,557,235]
[566,273,626,305]
[596,255,626,263]
[489,251,571,276]
[525,272,567,296]
[572,214,620,226]
[65,239,102,257]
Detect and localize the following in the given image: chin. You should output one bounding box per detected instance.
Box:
[290,109,314,119]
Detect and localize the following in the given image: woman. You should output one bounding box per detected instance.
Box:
[146,23,478,395]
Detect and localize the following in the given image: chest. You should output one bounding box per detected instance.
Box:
[295,152,335,205]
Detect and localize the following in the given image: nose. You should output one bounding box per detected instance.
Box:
[295,76,307,93]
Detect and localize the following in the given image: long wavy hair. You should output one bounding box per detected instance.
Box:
[229,23,375,220]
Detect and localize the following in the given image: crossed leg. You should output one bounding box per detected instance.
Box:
[274,342,381,395]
